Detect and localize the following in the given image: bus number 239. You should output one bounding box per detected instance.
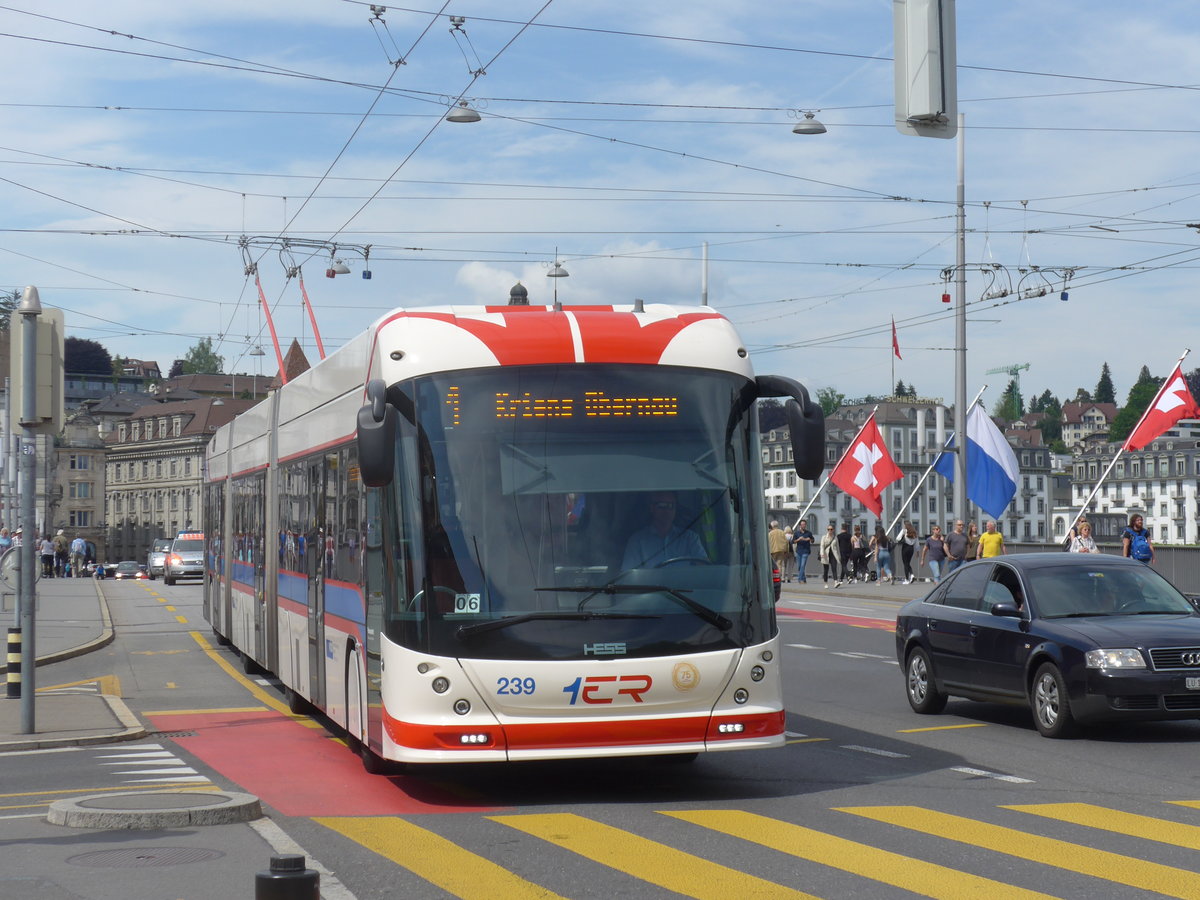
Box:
[562,674,652,705]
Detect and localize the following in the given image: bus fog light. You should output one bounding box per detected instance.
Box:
[431,676,450,694]
[733,688,749,704]
[459,733,489,744]
[717,722,745,734]
[750,665,765,682]
[417,662,432,674]
[760,650,773,662]
[453,699,471,715]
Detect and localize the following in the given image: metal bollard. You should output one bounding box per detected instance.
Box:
[255,854,319,900]
[6,628,19,699]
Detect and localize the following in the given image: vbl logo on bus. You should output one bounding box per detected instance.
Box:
[562,674,652,705]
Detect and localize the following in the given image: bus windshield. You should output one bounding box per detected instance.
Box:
[380,364,773,660]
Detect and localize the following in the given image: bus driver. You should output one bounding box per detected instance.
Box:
[621,492,707,569]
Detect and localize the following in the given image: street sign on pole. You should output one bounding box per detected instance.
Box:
[8,306,64,435]
[894,0,957,139]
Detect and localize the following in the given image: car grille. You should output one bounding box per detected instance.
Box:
[1164,695,1200,711]
[1148,647,1200,670]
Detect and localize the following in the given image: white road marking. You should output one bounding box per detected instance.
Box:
[950,766,1034,784]
[841,745,910,758]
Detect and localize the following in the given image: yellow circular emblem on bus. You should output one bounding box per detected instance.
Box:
[672,662,700,692]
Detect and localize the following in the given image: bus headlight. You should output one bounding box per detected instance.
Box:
[453,699,471,715]
[733,688,749,704]
[750,666,765,682]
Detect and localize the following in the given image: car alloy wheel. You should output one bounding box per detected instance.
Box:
[1031,662,1077,739]
[905,647,946,714]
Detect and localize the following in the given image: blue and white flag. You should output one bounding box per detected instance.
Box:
[933,405,1019,519]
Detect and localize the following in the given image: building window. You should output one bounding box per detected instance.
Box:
[118,424,126,442]
[68,455,90,470]
[69,510,91,527]
[172,416,182,437]
[142,462,149,478]
[68,482,92,499]
[185,458,192,475]
[773,448,783,463]
[156,460,163,477]
[158,417,167,438]
[761,450,769,463]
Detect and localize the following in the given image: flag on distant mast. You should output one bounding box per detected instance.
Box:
[891,317,902,360]
[1123,361,1200,451]
[829,412,903,517]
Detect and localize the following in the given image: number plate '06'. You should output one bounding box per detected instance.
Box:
[1186,677,1200,690]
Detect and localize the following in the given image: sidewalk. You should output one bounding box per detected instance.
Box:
[0,574,147,751]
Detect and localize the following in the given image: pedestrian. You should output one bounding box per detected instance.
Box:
[944,520,969,574]
[819,524,840,588]
[69,533,87,576]
[834,522,853,587]
[966,522,980,560]
[849,524,868,582]
[920,524,947,582]
[897,520,918,584]
[870,525,894,584]
[1069,520,1097,554]
[767,521,791,583]
[39,534,56,577]
[782,526,795,582]
[976,520,1007,558]
[1122,513,1155,565]
[0,527,11,552]
[53,529,69,578]
[791,519,814,584]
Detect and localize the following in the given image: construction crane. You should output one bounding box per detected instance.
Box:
[986,362,1031,395]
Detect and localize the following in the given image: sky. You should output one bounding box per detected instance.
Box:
[1,1,1199,410]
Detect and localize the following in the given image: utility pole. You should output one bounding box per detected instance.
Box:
[18,286,41,734]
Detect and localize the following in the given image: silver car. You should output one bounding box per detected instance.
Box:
[164,534,205,585]
[147,538,172,580]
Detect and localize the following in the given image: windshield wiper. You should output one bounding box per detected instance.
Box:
[456,610,657,639]
[539,583,733,632]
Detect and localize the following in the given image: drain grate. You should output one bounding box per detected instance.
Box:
[149,730,198,738]
[66,847,224,868]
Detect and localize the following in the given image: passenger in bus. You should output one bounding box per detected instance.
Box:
[621,492,707,569]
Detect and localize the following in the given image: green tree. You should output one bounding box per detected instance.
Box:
[757,398,786,432]
[1028,389,1063,443]
[816,386,845,417]
[65,337,112,375]
[0,289,18,331]
[894,379,907,398]
[1094,362,1116,404]
[1073,387,1092,403]
[992,379,1024,422]
[180,337,224,375]
[1109,366,1162,444]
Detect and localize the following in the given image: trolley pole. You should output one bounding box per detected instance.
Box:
[18,286,41,734]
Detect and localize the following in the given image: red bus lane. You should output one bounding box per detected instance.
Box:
[776,607,893,631]
[148,710,502,816]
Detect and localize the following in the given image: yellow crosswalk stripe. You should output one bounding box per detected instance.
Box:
[840,805,1200,899]
[314,816,566,900]
[666,809,1056,899]
[1007,803,1200,850]
[490,812,816,899]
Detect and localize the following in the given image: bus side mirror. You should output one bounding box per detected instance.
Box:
[357,378,397,487]
[755,375,826,482]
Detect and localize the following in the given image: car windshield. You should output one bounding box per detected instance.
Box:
[172,540,203,553]
[116,562,139,574]
[1029,564,1196,618]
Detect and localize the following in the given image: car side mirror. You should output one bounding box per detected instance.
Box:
[990,602,1022,618]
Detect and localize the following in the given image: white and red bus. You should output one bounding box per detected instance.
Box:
[204,298,823,772]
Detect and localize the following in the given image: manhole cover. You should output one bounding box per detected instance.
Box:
[77,793,228,811]
[66,847,224,868]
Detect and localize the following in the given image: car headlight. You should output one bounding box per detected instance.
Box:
[1085,649,1145,669]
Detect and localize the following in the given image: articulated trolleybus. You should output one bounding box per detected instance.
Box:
[204,296,823,772]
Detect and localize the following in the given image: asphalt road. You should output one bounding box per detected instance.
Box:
[6,578,1200,899]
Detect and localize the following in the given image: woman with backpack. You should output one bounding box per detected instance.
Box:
[1122,513,1155,565]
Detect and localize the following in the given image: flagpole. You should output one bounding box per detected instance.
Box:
[885,384,988,538]
[1064,347,1192,543]
[792,474,832,532]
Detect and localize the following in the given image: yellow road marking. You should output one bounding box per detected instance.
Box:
[316,817,567,900]
[40,675,121,695]
[1007,803,1200,850]
[786,737,829,744]
[840,805,1200,898]
[165,605,176,611]
[175,615,188,624]
[897,723,990,732]
[0,782,215,801]
[143,706,268,716]
[165,682,177,689]
[132,649,188,656]
[667,809,1054,900]
[188,632,320,727]
[490,812,815,899]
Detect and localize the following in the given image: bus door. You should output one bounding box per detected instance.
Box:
[305,453,334,709]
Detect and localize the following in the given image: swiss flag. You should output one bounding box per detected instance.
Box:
[829,413,903,516]
[892,317,902,360]
[1123,363,1200,451]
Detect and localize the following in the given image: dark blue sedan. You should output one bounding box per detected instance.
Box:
[895,553,1200,738]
